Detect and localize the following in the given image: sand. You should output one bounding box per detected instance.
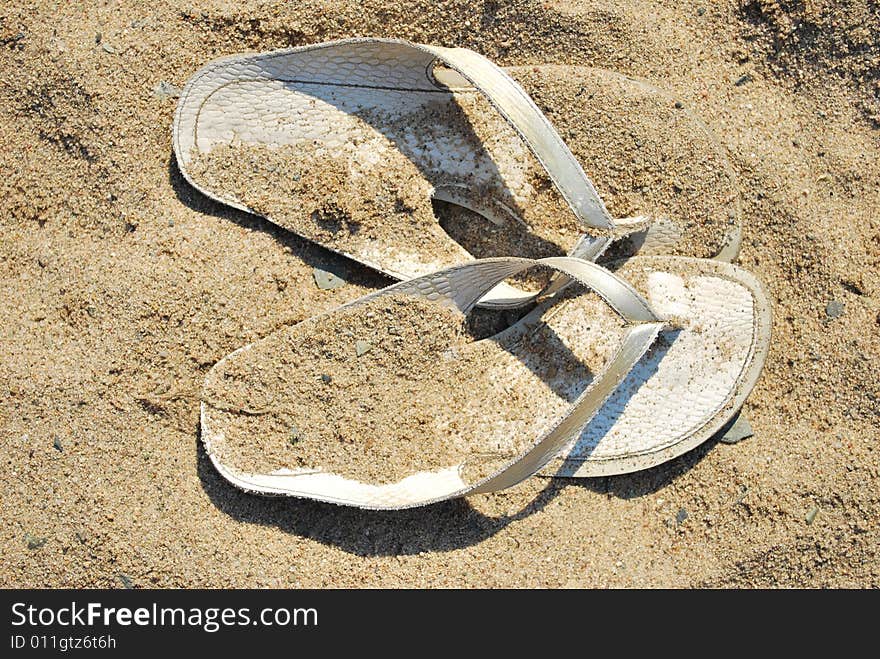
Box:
[201,283,623,487]
[1,1,878,587]
[202,294,481,484]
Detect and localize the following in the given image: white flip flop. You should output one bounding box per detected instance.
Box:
[174,38,741,308]
[200,255,770,510]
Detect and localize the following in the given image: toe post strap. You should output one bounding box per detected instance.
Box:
[469,320,663,494]
[382,256,666,497]
[418,44,617,236]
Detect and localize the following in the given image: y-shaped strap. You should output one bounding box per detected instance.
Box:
[469,322,661,493]
[412,43,650,293]
[385,255,666,497]
[419,46,615,234]
[415,45,648,257]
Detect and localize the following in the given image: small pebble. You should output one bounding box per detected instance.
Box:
[355,340,373,357]
[152,81,182,100]
[117,573,134,589]
[697,7,706,15]
[825,300,844,319]
[320,374,332,384]
[734,73,753,86]
[101,43,118,54]
[674,101,684,109]
[289,426,302,445]
[24,533,47,550]
[719,414,754,444]
[805,506,819,524]
[676,508,688,525]
[53,436,63,452]
[313,267,346,290]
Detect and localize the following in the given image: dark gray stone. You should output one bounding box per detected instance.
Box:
[313,267,346,290]
[720,414,754,444]
[825,300,844,319]
[153,81,182,100]
[24,533,47,550]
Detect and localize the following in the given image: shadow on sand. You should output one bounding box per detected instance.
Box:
[195,427,722,557]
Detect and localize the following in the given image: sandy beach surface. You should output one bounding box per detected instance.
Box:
[1,1,878,587]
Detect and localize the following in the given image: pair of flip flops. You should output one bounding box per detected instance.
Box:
[174,38,771,510]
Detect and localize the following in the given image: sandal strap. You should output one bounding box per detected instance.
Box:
[382,255,665,496]
[388,255,660,324]
[418,44,617,238]
[414,43,656,307]
[207,256,666,508]
[469,321,663,494]
[468,258,664,492]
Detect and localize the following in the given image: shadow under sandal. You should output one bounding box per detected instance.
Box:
[174,38,741,308]
[200,255,771,510]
